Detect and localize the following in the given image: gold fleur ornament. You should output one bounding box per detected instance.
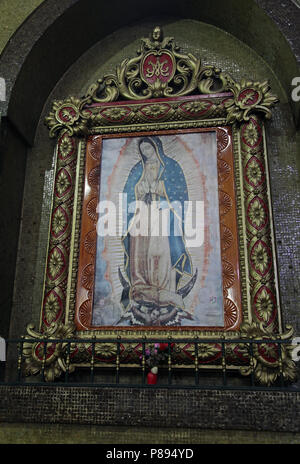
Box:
[44,292,61,320]
[254,287,275,323]
[45,97,92,137]
[243,120,260,146]
[182,101,210,113]
[246,158,263,186]
[250,241,270,275]
[101,107,129,120]
[49,248,64,277]
[59,134,75,159]
[23,322,76,382]
[94,343,117,360]
[142,103,169,117]
[239,322,297,386]
[248,199,266,229]
[225,80,279,123]
[52,207,68,237]
[193,343,220,360]
[46,246,67,286]
[55,169,71,197]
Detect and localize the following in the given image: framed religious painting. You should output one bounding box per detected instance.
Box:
[23,26,297,385]
[76,126,242,332]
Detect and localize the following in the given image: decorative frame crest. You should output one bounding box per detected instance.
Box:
[23,27,297,386]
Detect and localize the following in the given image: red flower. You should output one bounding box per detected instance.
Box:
[159,343,169,351]
[158,343,175,352]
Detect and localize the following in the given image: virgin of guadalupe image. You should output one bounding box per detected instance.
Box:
[117,136,198,326]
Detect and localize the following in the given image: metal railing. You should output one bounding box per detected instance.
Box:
[0,337,299,391]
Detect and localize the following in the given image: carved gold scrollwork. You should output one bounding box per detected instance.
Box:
[45,97,93,138]
[83,26,229,104]
[239,322,297,386]
[224,79,279,123]
[23,322,76,382]
[45,28,279,138]
[81,27,207,104]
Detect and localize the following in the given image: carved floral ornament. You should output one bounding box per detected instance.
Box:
[45,26,279,137]
[22,320,297,386]
[20,26,298,386]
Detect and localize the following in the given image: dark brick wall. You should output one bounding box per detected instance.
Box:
[1,386,299,432]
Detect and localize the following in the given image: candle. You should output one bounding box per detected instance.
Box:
[147,366,158,384]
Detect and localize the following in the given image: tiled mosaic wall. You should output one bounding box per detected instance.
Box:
[1,386,299,432]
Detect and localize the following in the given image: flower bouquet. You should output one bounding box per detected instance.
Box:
[140,343,174,384]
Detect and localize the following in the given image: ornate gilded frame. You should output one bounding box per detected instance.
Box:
[23,27,297,385]
[76,125,242,332]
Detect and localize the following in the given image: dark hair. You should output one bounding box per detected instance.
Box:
[138,137,157,161]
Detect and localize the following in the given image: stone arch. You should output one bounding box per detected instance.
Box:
[0,0,299,144]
